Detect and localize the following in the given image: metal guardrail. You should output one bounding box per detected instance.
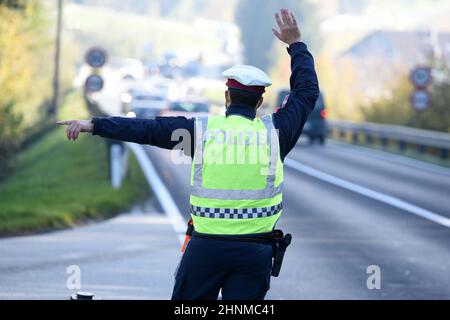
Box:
[328,120,450,159]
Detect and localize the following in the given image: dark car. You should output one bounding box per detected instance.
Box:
[276,90,327,145]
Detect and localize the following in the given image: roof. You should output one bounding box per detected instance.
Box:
[341,30,450,62]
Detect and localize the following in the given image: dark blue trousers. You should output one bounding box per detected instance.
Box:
[171,236,273,300]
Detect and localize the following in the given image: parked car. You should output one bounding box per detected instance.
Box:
[276,90,327,144]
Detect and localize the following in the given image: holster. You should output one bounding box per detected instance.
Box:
[271,229,292,277]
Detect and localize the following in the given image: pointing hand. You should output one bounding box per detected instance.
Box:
[57,120,93,141]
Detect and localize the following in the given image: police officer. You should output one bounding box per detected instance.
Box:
[58,8,319,300]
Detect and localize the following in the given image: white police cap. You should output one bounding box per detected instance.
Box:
[222,65,272,87]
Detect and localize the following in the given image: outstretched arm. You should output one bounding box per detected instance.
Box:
[57,116,195,156]
[271,8,320,160]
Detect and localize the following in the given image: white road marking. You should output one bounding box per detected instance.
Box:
[60,252,88,260]
[284,157,450,228]
[126,142,186,244]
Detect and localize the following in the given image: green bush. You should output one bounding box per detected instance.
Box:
[0,101,23,178]
[0,1,54,177]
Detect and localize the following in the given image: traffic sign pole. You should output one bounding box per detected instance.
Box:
[85,47,107,69]
[410,66,432,113]
[410,67,431,89]
[84,47,107,93]
[85,74,104,92]
[410,89,431,112]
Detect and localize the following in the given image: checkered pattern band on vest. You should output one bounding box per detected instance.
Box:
[190,203,282,219]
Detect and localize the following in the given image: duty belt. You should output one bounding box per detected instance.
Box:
[192,230,275,245]
[182,219,292,277]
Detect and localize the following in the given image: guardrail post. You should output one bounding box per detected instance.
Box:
[107,139,128,189]
[352,132,358,144]
[418,144,427,154]
[398,140,406,152]
[339,129,345,141]
[440,149,448,160]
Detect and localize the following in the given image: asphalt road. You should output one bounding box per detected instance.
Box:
[2,78,449,299]
[0,205,181,299]
[144,138,450,299]
[1,135,449,299]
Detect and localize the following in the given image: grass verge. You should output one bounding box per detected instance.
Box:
[0,91,150,236]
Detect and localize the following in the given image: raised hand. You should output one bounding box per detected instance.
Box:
[57,120,93,141]
[272,8,301,46]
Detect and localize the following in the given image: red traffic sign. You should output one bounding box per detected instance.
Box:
[410,89,431,112]
[410,67,431,88]
[85,74,104,92]
[85,47,107,68]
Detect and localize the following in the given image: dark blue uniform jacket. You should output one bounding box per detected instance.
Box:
[92,42,319,161]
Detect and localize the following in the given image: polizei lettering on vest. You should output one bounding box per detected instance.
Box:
[204,129,265,145]
[169,128,277,166]
[204,129,267,165]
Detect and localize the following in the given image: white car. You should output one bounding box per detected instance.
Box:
[149,77,180,101]
[129,89,168,118]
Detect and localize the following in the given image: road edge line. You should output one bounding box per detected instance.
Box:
[285,157,450,228]
[126,142,186,243]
